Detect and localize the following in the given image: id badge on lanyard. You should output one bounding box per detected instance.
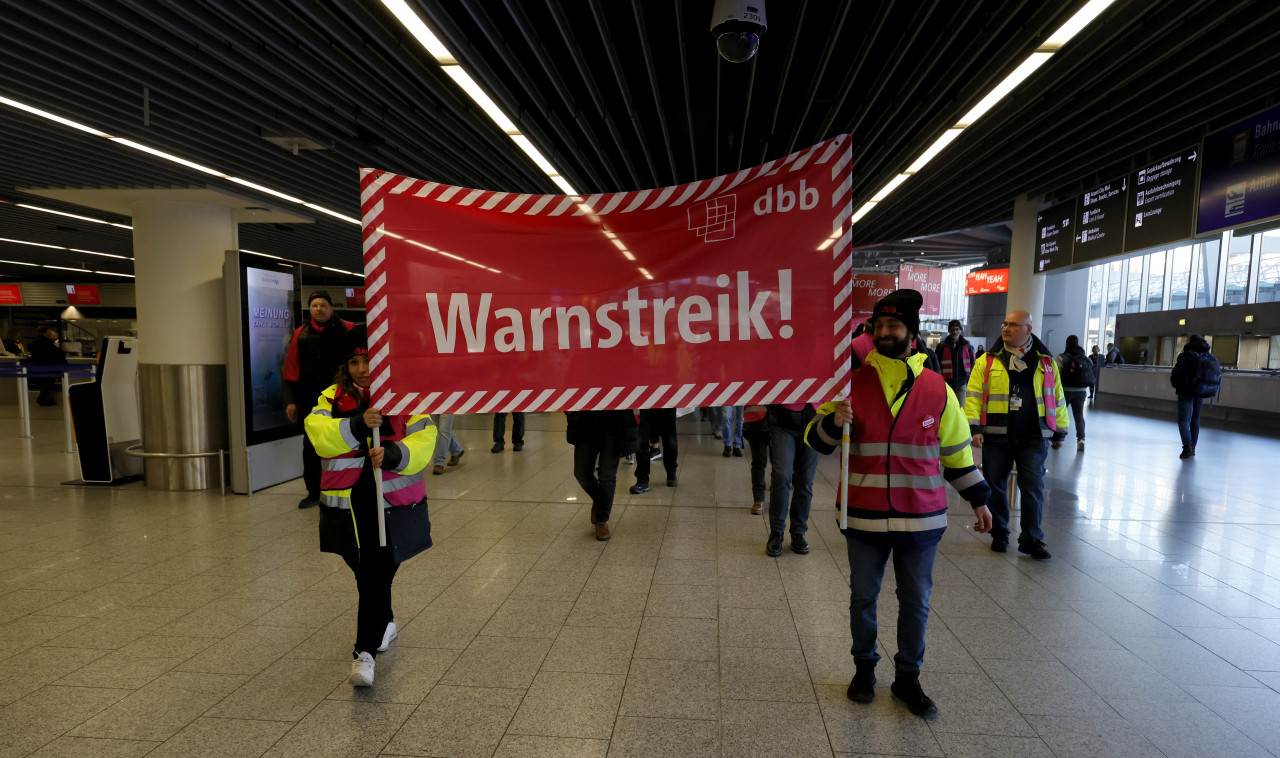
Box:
[1010,394,1023,411]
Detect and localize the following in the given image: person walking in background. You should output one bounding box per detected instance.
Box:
[1088,344,1105,400]
[1170,335,1220,459]
[937,319,975,398]
[304,325,435,688]
[806,288,991,720]
[568,410,639,540]
[1105,342,1124,365]
[1057,336,1095,451]
[630,407,678,493]
[966,310,1068,560]
[491,411,525,452]
[743,405,770,514]
[28,325,66,406]
[431,413,465,475]
[720,405,744,457]
[765,401,820,556]
[283,290,355,509]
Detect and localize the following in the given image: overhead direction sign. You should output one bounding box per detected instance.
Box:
[1035,200,1076,273]
[1071,178,1128,265]
[1197,103,1280,235]
[1126,148,1199,253]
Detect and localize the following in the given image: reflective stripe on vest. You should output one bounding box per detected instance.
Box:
[846,513,949,533]
[844,363,949,522]
[319,387,427,506]
[978,353,1059,433]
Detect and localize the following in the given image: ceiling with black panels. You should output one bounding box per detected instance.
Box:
[1,0,1279,284]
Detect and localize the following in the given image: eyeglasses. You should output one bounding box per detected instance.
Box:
[1001,321,1030,328]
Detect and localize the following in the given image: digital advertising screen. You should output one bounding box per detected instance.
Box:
[238,254,303,446]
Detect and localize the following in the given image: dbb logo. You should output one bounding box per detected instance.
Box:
[753,181,818,214]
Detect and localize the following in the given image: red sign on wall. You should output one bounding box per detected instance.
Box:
[965,268,1009,295]
[850,273,899,320]
[898,264,943,316]
[344,286,366,308]
[0,284,21,305]
[66,284,101,305]
[358,135,855,414]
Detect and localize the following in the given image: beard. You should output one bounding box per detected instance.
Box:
[875,334,911,358]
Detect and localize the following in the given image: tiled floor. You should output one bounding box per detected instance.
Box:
[2,401,1279,757]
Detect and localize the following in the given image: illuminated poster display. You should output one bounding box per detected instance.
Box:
[66,284,101,305]
[898,264,942,315]
[0,284,21,305]
[965,268,1009,295]
[244,266,297,434]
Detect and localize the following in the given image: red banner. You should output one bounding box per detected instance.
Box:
[898,264,942,316]
[358,136,854,414]
[344,286,366,308]
[965,268,1009,295]
[0,284,21,305]
[66,284,100,305]
[850,273,898,321]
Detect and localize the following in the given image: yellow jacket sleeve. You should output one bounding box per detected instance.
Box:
[304,385,364,458]
[964,354,989,427]
[385,414,436,476]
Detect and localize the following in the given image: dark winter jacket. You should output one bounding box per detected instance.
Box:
[28,334,66,364]
[282,317,355,410]
[1170,337,1217,397]
[565,410,641,455]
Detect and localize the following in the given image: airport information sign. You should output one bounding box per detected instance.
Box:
[1197,103,1280,235]
[0,284,21,305]
[1071,178,1128,265]
[1125,148,1199,253]
[1035,200,1076,273]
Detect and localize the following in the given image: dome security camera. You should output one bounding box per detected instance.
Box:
[710,0,767,63]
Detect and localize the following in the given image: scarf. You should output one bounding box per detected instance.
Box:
[1003,335,1033,373]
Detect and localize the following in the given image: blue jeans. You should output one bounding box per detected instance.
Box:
[433,414,463,466]
[767,425,819,536]
[846,536,937,675]
[1177,395,1202,448]
[719,406,744,447]
[982,437,1048,543]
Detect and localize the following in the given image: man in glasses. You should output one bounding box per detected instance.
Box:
[965,310,1068,560]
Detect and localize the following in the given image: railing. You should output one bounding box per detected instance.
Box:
[124,446,228,495]
[0,363,97,448]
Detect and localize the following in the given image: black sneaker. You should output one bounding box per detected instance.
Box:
[513,442,524,452]
[629,482,650,494]
[990,538,1008,553]
[790,534,809,554]
[491,442,504,453]
[666,477,678,487]
[766,533,783,557]
[649,448,662,461]
[732,447,743,457]
[847,664,876,703]
[1018,540,1051,560]
[891,676,937,720]
[298,495,321,509]
[723,446,732,457]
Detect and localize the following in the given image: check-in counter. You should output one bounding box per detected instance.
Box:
[1098,365,1280,430]
[0,356,98,405]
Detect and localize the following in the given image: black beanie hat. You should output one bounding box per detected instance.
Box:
[308,290,333,307]
[871,289,923,336]
[344,323,369,362]
[948,319,962,330]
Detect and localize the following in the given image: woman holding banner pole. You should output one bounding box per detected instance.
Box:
[305,325,436,688]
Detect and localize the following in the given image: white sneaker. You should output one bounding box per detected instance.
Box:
[1077,440,1085,452]
[378,621,397,652]
[349,651,375,687]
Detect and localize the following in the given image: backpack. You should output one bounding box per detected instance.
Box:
[1061,352,1095,388]
[1194,352,1221,398]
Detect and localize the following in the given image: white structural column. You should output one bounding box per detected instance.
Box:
[131,200,236,489]
[131,200,237,364]
[1007,193,1047,328]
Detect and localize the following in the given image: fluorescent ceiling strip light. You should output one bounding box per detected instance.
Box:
[871,174,911,203]
[550,176,578,195]
[0,258,39,266]
[321,266,361,275]
[302,203,360,225]
[442,66,519,134]
[955,52,1053,127]
[110,137,225,176]
[227,177,303,204]
[851,202,877,224]
[906,129,963,173]
[0,236,62,250]
[0,95,110,137]
[510,135,557,175]
[69,248,130,260]
[380,0,455,62]
[239,248,283,260]
[42,264,84,272]
[17,204,133,229]
[94,270,134,277]
[1042,0,1118,49]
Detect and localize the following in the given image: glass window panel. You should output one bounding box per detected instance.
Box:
[1126,258,1143,313]
[1270,335,1280,370]
[1169,245,1192,309]
[1258,230,1280,304]
[1105,260,1122,344]
[1224,231,1253,305]
[1195,238,1220,307]
[1146,249,1166,311]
